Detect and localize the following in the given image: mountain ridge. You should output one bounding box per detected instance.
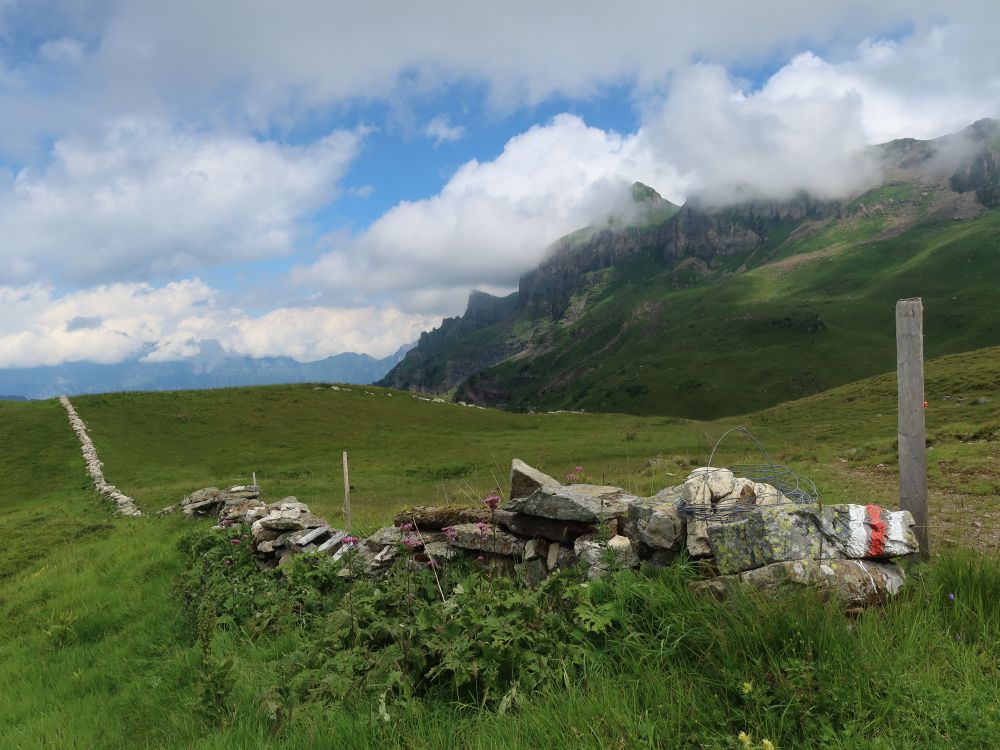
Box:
[379,119,1000,417]
[0,343,414,400]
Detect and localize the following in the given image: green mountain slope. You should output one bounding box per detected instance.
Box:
[380,119,1000,418]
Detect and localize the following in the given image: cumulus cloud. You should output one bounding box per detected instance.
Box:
[293,114,683,314]
[424,115,464,146]
[0,281,435,367]
[0,118,364,286]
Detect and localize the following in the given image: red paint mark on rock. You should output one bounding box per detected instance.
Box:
[866,504,886,557]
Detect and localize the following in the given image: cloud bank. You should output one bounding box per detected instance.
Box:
[0,281,436,368]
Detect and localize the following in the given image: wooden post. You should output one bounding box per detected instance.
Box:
[896,298,929,559]
[342,451,352,532]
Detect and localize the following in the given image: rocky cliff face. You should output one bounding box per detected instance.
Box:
[378,290,520,392]
[661,195,834,262]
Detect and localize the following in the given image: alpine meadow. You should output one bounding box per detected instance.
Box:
[2,3,1000,749]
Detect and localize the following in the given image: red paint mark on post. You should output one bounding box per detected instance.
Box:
[866,504,886,557]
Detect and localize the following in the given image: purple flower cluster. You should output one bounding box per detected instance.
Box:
[475,521,490,539]
[483,493,501,511]
[402,533,423,552]
[342,535,359,547]
[564,465,585,483]
[442,525,458,542]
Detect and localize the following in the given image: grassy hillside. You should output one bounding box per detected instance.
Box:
[455,206,1000,418]
[1,350,998,747]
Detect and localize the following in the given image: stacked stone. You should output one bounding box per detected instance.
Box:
[169,457,920,609]
[59,396,143,517]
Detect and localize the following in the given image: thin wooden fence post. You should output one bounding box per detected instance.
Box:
[896,298,930,559]
[342,451,352,532]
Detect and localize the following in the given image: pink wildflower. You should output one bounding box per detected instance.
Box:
[426,558,438,570]
[475,521,490,539]
[575,465,583,473]
[442,525,458,542]
[476,555,485,562]
[402,533,423,551]
[483,494,501,511]
[342,535,359,547]
[399,522,414,532]
[229,538,241,545]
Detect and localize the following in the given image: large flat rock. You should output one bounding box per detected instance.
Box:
[708,503,918,575]
[502,484,637,522]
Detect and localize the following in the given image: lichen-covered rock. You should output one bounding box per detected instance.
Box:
[516,557,549,587]
[448,523,525,557]
[493,508,597,542]
[503,484,636,522]
[683,468,732,557]
[179,488,223,516]
[691,559,906,608]
[707,503,918,575]
[574,534,639,579]
[393,505,491,530]
[364,525,402,551]
[682,469,780,557]
[510,458,561,499]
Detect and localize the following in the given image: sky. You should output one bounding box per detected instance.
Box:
[1,1,999,368]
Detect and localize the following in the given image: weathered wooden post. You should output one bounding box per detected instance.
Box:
[342,451,352,532]
[896,298,929,559]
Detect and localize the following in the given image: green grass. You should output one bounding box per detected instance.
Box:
[1,350,999,748]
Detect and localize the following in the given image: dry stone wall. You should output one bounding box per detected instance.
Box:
[170,457,918,609]
[60,396,143,517]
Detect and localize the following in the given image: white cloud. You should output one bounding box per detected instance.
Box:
[0,281,435,367]
[424,115,464,146]
[293,114,683,313]
[0,118,364,286]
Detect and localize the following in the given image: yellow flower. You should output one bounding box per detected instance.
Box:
[741,681,753,695]
[762,740,775,750]
[737,731,751,747]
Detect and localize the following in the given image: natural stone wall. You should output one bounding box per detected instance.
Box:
[170,458,919,609]
[59,396,143,517]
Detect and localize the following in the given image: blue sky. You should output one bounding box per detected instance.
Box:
[0,1,998,367]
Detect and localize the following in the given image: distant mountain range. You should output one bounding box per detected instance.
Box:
[0,341,413,400]
[380,119,1000,418]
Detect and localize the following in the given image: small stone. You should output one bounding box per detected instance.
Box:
[546,542,560,570]
[365,526,402,551]
[423,541,457,560]
[516,558,549,587]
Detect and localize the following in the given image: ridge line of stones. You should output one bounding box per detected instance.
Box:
[59,396,143,517]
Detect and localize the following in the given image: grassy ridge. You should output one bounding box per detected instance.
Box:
[1,349,998,748]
